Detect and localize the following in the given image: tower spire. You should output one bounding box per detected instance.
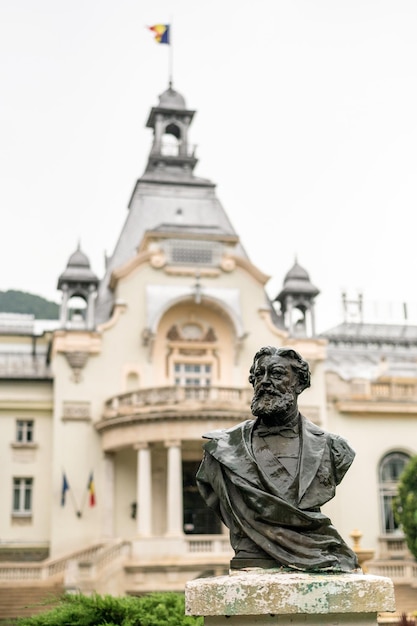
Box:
[144,84,197,177]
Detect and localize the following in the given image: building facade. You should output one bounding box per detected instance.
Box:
[0,85,416,611]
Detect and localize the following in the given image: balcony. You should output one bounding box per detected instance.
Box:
[336,380,417,415]
[102,386,253,422]
[350,380,417,401]
[0,352,51,379]
[97,386,253,447]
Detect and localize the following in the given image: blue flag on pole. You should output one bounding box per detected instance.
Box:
[61,473,70,506]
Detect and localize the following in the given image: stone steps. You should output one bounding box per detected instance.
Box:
[0,583,63,620]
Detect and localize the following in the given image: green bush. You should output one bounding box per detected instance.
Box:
[394,455,417,560]
[12,592,203,626]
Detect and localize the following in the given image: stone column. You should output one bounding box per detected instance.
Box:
[286,295,294,335]
[87,286,96,330]
[102,452,115,538]
[135,443,152,536]
[164,440,183,536]
[60,288,69,326]
[311,303,317,337]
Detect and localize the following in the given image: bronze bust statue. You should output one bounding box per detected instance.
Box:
[196,346,359,573]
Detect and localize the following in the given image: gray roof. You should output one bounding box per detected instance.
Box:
[95,179,248,323]
[322,322,417,345]
[58,246,99,288]
[322,321,417,380]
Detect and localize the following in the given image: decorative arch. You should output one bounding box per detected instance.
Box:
[161,120,185,157]
[165,122,181,139]
[147,290,244,340]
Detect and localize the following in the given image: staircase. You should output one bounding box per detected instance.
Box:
[0,540,130,621]
[0,583,63,620]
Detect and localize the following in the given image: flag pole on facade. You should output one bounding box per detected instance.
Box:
[61,472,69,507]
[61,471,81,517]
[87,472,96,507]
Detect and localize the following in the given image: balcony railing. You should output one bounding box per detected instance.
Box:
[350,380,417,402]
[0,352,51,379]
[103,386,253,419]
[0,542,125,583]
[186,536,231,554]
[367,560,417,583]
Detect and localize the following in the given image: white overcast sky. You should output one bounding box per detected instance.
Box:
[1,0,417,331]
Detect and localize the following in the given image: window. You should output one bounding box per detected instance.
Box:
[16,419,34,444]
[13,477,33,516]
[174,363,212,386]
[379,452,410,534]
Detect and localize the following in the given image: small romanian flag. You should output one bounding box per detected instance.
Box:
[148,24,170,44]
[61,473,69,507]
[87,472,96,507]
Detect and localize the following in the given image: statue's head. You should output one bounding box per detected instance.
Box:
[249,347,311,420]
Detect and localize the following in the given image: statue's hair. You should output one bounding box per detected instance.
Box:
[248,346,311,392]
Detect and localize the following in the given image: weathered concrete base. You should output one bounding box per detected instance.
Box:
[185,570,395,625]
[203,614,377,625]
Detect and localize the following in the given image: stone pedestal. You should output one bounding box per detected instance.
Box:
[185,571,395,625]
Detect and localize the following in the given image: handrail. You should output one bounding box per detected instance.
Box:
[0,540,126,582]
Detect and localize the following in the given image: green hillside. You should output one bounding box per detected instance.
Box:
[0,290,59,319]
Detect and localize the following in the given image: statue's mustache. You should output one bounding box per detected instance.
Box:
[254,387,285,397]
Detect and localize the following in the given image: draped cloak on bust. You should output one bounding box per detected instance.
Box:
[196,415,359,573]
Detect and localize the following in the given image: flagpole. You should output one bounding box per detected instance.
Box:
[72,489,82,518]
[169,18,173,86]
[80,485,87,516]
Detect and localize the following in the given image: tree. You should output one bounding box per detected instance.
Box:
[394,455,417,560]
[0,290,59,319]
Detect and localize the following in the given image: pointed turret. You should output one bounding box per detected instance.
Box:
[144,82,198,178]
[275,259,320,337]
[57,245,98,329]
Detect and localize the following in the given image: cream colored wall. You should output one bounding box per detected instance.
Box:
[49,348,106,556]
[323,401,417,554]
[0,380,53,546]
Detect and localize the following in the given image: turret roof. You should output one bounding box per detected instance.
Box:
[276,260,320,301]
[57,245,98,288]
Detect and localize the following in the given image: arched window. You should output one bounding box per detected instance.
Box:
[379,452,410,534]
[161,123,181,156]
[67,295,87,328]
[126,372,139,392]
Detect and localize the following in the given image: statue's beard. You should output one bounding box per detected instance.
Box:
[251,390,296,420]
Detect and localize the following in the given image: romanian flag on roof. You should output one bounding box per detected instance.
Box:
[87,472,96,507]
[148,24,170,44]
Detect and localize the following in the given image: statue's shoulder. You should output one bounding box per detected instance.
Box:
[301,413,355,465]
[300,414,326,436]
[301,414,344,442]
[202,419,255,442]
